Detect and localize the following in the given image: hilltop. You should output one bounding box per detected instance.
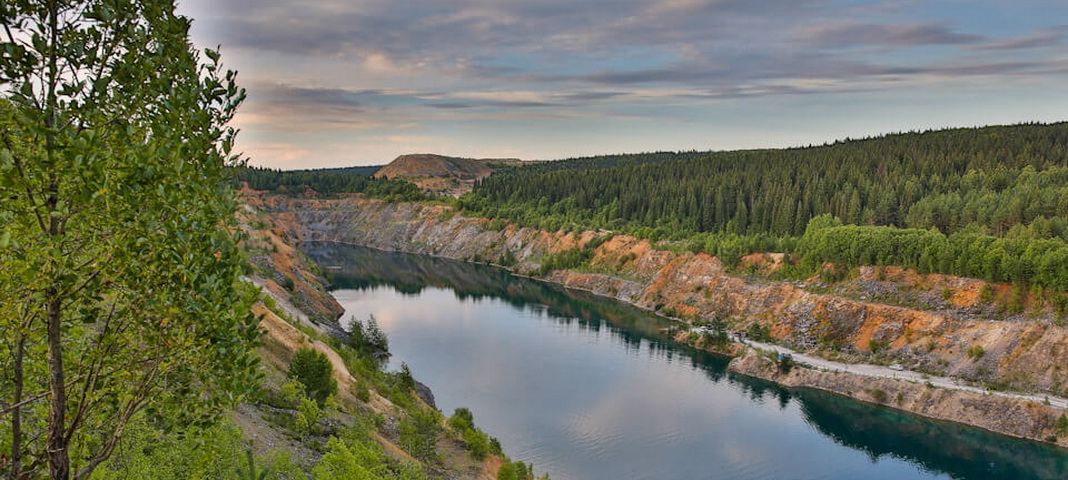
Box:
[374,154,523,196]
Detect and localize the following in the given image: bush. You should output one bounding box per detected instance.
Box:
[399,408,441,461]
[289,348,338,405]
[869,388,889,403]
[966,345,986,359]
[349,315,390,361]
[449,408,475,432]
[463,428,490,461]
[1056,413,1068,437]
[746,323,772,342]
[498,461,538,480]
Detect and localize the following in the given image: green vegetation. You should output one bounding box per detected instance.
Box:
[312,436,425,480]
[1,2,260,478]
[234,165,427,201]
[288,348,339,406]
[470,123,1068,238]
[88,420,303,480]
[348,315,391,361]
[746,323,773,342]
[535,234,613,275]
[455,123,1068,290]
[497,461,548,480]
[447,408,503,462]
[397,409,441,462]
[1055,413,1068,437]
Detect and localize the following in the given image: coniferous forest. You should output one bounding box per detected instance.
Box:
[458,123,1068,289]
[233,165,426,200]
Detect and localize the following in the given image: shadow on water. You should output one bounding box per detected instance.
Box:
[303,242,1068,480]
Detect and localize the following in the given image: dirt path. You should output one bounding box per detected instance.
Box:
[733,335,1068,409]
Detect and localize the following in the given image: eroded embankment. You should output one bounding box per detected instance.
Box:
[243,193,1068,446]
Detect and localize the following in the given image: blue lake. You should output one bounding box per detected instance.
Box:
[306,243,1068,480]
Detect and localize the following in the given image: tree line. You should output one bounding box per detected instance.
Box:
[233,165,426,201]
[457,122,1068,289]
[467,123,1068,239]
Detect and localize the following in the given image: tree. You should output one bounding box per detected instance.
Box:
[0,2,258,479]
[398,408,440,462]
[288,348,338,405]
[349,315,390,361]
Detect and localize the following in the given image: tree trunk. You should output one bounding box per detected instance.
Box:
[9,333,24,480]
[46,293,68,480]
[44,1,70,477]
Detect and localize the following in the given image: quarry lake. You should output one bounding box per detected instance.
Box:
[305,243,1068,480]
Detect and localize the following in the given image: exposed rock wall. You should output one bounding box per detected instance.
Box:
[245,193,1068,446]
[730,351,1065,445]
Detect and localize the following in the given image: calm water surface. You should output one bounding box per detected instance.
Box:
[306,243,1068,480]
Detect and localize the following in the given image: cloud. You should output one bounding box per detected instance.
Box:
[175,0,1068,168]
[798,22,984,49]
[976,27,1067,50]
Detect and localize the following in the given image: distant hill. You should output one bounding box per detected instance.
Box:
[374,154,523,196]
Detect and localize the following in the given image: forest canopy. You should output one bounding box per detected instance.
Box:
[233,165,426,201]
[458,122,1068,289]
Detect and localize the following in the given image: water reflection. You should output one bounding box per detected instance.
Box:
[305,242,1067,480]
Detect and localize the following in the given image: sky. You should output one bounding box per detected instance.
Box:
[176,0,1068,169]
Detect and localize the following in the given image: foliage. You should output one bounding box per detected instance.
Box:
[87,418,302,480]
[462,428,490,461]
[312,436,425,480]
[460,123,1068,287]
[746,323,772,342]
[294,397,325,436]
[497,461,546,480]
[797,214,1068,290]
[349,315,391,361]
[0,2,260,478]
[447,407,499,462]
[470,123,1068,239]
[448,408,474,432]
[397,409,440,462]
[535,235,612,275]
[234,165,426,201]
[966,345,986,359]
[398,363,416,393]
[235,449,272,480]
[288,348,338,406]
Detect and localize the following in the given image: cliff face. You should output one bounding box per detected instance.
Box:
[236,201,504,479]
[244,193,1068,445]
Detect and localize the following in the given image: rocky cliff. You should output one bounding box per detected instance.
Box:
[244,193,1068,447]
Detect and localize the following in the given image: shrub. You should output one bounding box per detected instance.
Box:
[979,284,995,303]
[746,323,772,342]
[349,315,391,361]
[449,408,475,432]
[966,345,986,359]
[398,409,441,461]
[289,348,338,405]
[463,428,490,461]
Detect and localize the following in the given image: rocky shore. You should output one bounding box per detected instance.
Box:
[243,192,1068,447]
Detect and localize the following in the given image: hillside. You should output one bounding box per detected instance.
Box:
[242,193,1068,447]
[459,122,1068,290]
[471,123,1068,237]
[374,154,523,196]
[86,201,551,480]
